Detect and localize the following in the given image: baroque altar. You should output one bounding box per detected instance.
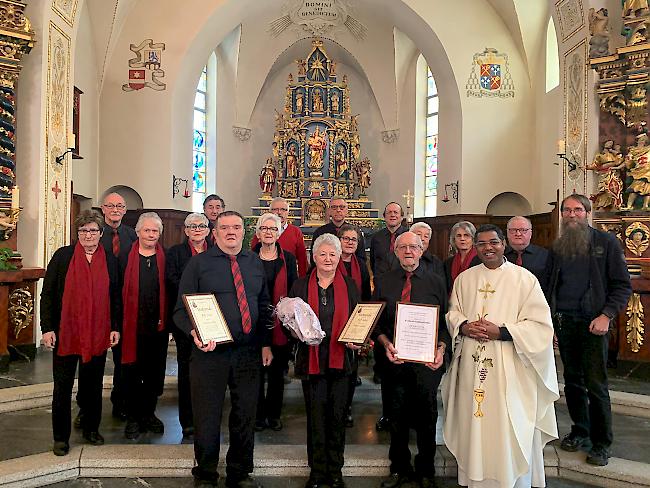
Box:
[253,39,380,235]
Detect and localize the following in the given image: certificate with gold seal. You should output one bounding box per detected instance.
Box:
[337,302,386,344]
[182,293,233,345]
[394,302,438,363]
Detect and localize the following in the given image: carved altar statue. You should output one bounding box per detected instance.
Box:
[589,8,610,58]
[355,158,372,196]
[625,133,650,209]
[587,140,625,210]
[313,90,324,112]
[623,0,649,18]
[285,145,298,178]
[260,158,277,195]
[335,148,348,178]
[307,126,327,170]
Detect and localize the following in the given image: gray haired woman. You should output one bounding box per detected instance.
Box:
[444,220,480,291]
[288,233,360,488]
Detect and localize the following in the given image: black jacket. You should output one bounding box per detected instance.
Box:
[542,227,632,320]
[40,245,122,334]
[289,274,359,377]
[443,254,482,293]
[310,221,366,267]
[166,240,201,325]
[504,243,548,282]
[369,225,408,278]
[100,223,137,266]
[173,245,272,347]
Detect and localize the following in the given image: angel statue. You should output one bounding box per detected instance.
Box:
[624,133,650,209]
[354,158,372,196]
[585,140,625,210]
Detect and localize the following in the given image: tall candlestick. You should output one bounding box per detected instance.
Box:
[11,185,19,209]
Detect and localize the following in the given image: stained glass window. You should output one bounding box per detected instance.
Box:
[193,65,207,197]
[425,68,438,216]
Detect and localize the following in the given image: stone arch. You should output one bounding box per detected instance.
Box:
[486,191,532,216]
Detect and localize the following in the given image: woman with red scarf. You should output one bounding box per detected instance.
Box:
[289,233,360,488]
[41,210,121,456]
[252,213,297,432]
[166,212,210,438]
[121,212,168,440]
[443,220,481,292]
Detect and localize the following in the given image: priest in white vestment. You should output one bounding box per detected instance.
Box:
[442,224,559,488]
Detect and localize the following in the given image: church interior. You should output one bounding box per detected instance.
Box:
[2,0,650,486]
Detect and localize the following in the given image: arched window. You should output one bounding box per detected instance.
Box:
[193,65,207,211]
[546,17,560,92]
[425,67,439,216]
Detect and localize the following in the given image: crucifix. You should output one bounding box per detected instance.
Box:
[478,282,496,318]
[402,189,413,223]
[51,180,61,200]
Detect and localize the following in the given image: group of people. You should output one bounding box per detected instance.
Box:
[40,191,632,488]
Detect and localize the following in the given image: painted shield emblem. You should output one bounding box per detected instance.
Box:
[127,69,146,90]
[480,64,501,90]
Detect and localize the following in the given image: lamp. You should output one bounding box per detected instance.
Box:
[172,175,191,199]
[54,147,75,165]
[442,181,459,203]
[555,139,578,172]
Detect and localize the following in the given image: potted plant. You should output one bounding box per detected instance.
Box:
[0,247,18,271]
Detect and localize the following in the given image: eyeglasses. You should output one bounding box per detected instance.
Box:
[103,203,125,210]
[78,229,101,235]
[475,239,502,248]
[396,244,421,251]
[259,226,278,233]
[270,207,288,212]
[562,207,587,215]
[507,228,530,234]
[340,236,358,243]
[330,205,347,210]
[186,224,208,230]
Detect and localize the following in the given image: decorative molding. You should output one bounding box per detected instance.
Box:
[8,287,32,339]
[51,0,78,28]
[44,22,70,264]
[626,293,645,353]
[556,0,584,42]
[381,129,399,144]
[232,126,252,142]
[269,0,366,40]
[562,40,588,197]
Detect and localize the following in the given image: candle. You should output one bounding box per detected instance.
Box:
[11,185,19,208]
[557,139,566,155]
[68,131,75,148]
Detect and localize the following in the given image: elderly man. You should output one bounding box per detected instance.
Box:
[543,195,631,466]
[203,194,226,244]
[98,192,136,421]
[250,197,308,277]
[370,202,408,279]
[373,232,449,488]
[311,197,366,267]
[410,222,445,283]
[175,210,272,488]
[444,224,559,488]
[504,216,548,281]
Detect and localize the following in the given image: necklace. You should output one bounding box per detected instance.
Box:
[319,287,327,307]
[260,246,278,260]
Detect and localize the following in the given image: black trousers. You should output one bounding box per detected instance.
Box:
[122,330,169,421]
[556,314,613,448]
[385,362,443,477]
[346,352,359,410]
[110,342,124,410]
[52,351,107,442]
[257,344,290,422]
[374,342,391,417]
[172,326,194,429]
[191,345,261,482]
[302,372,350,483]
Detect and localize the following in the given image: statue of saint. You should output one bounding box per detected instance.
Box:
[313,90,324,112]
[624,0,649,18]
[331,92,340,112]
[625,133,650,209]
[585,140,625,210]
[285,145,298,178]
[259,158,277,194]
[296,92,304,113]
[335,148,348,178]
[352,143,360,163]
[355,158,372,194]
[307,127,327,169]
[297,59,307,76]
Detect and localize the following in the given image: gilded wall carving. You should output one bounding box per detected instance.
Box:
[45,22,70,263]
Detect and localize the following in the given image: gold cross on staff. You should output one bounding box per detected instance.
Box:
[402,189,413,208]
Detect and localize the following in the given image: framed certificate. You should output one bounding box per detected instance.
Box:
[338,302,386,344]
[182,293,233,345]
[394,302,438,363]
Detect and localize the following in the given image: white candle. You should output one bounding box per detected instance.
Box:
[557,139,566,155]
[11,185,19,208]
[68,131,75,148]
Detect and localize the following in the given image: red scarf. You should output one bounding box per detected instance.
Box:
[451,247,477,283]
[58,242,111,363]
[189,240,207,256]
[337,255,362,295]
[121,240,166,364]
[270,244,289,346]
[307,269,349,374]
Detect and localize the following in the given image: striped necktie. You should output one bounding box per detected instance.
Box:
[401,271,412,302]
[230,255,252,334]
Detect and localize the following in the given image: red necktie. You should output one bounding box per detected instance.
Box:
[401,271,412,302]
[230,255,252,334]
[389,232,396,253]
[515,251,523,266]
[112,228,120,257]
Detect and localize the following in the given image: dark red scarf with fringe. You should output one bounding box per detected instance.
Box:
[337,255,361,294]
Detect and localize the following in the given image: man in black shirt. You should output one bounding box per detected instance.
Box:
[504,216,548,281]
[98,192,137,420]
[203,194,225,246]
[370,202,408,279]
[310,197,365,267]
[373,232,450,488]
[174,211,272,488]
[542,194,631,467]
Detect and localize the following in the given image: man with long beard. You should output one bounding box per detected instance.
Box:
[542,194,631,467]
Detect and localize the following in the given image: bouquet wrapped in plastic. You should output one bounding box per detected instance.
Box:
[275,296,325,345]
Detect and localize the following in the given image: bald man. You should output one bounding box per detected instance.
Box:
[504,216,548,281]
